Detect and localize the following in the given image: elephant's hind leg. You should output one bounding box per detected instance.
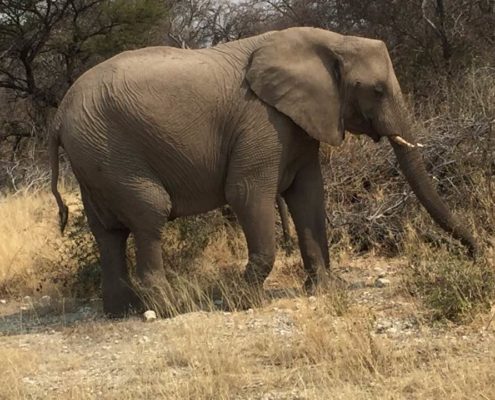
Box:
[81,191,136,317]
[122,180,172,313]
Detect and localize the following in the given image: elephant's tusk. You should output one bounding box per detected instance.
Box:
[390,135,420,148]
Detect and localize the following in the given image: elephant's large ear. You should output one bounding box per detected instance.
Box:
[246,29,345,146]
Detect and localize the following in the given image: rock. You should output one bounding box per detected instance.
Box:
[22,295,32,304]
[139,335,151,344]
[308,296,317,303]
[213,299,224,307]
[142,310,157,322]
[374,268,387,278]
[388,326,398,335]
[0,299,6,304]
[40,295,52,307]
[375,319,393,333]
[375,278,391,288]
[349,281,366,290]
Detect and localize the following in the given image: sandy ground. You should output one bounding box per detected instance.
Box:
[1,257,495,400]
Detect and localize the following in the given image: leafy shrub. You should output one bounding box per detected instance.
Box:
[404,250,495,322]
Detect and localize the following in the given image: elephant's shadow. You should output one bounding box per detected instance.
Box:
[0,297,101,336]
[0,284,304,336]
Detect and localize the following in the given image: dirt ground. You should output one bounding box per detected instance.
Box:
[1,256,495,400]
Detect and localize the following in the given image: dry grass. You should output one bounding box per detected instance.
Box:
[0,189,59,289]
[0,347,39,399]
[1,296,495,399]
[0,185,100,298]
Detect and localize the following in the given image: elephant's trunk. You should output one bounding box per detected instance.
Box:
[389,138,478,257]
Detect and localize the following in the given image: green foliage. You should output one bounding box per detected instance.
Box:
[405,251,495,323]
[0,0,169,111]
[86,0,168,57]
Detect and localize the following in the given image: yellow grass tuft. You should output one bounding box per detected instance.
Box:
[0,190,59,290]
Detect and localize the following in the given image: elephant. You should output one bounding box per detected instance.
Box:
[49,27,478,317]
[222,195,294,253]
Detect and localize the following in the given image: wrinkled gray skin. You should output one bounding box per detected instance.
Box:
[50,27,478,317]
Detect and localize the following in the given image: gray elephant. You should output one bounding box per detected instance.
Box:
[49,27,477,316]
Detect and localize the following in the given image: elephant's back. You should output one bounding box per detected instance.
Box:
[57,46,241,218]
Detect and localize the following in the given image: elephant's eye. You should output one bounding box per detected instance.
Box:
[374,85,385,98]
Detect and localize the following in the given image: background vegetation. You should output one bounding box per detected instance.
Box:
[0,0,494,320]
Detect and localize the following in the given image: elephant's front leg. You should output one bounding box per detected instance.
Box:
[283,160,330,292]
[226,186,276,287]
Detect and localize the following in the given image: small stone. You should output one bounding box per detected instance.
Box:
[142,310,157,322]
[139,335,150,344]
[0,299,6,304]
[247,308,254,314]
[22,377,36,385]
[374,268,387,278]
[40,295,52,307]
[22,296,32,304]
[349,281,366,290]
[375,278,391,288]
[388,326,398,334]
[375,320,393,333]
[308,296,317,303]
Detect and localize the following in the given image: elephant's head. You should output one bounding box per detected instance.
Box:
[247,27,478,256]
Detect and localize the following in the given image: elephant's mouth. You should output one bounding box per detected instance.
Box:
[344,118,381,142]
[344,106,382,142]
[368,130,381,143]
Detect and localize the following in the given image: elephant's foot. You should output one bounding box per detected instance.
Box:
[103,284,142,318]
[243,257,273,287]
[240,263,271,310]
[303,266,346,295]
[134,272,177,318]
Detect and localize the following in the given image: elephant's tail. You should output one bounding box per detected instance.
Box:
[48,120,68,233]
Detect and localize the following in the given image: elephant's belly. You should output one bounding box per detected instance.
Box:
[150,159,227,218]
[142,136,231,218]
[167,187,227,219]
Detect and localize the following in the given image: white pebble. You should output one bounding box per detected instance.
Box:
[143,310,157,322]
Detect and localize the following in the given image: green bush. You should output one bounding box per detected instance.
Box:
[404,250,495,323]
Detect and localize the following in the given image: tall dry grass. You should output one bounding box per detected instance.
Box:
[0,190,59,291]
